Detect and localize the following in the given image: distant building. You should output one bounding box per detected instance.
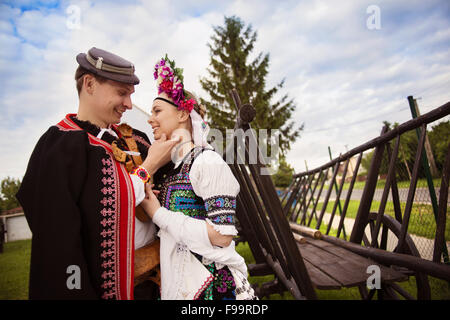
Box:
[336,155,367,184]
[1,207,31,242]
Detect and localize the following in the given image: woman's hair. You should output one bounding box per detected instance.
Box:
[184,90,206,119]
[74,65,107,96]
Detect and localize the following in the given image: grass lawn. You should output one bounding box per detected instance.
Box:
[0,239,30,300]
[1,239,449,300]
[322,178,442,191]
[314,199,450,239]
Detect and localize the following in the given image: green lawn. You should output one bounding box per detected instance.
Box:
[314,200,450,239]
[1,239,449,300]
[0,239,30,300]
[322,178,442,191]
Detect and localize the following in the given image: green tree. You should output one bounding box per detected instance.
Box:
[361,120,450,182]
[428,120,450,167]
[200,15,302,156]
[272,156,295,188]
[0,177,21,213]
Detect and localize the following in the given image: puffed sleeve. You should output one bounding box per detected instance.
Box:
[189,149,239,236]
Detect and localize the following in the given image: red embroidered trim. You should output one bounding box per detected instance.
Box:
[132,134,151,149]
[193,273,214,300]
[56,114,135,300]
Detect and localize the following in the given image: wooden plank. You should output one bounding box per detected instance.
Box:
[298,242,369,287]
[298,239,408,288]
[307,239,408,284]
[302,259,342,290]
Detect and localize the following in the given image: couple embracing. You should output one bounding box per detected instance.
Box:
[16,47,256,300]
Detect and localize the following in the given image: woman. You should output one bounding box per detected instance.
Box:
[135,55,256,300]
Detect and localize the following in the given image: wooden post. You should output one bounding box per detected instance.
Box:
[433,141,450,263]
[410,97,439,177]
[350,126,388,244]
[407,96,448,262]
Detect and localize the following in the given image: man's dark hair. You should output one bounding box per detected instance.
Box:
[75,65,108,96]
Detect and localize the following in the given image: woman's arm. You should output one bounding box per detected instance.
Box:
[140,184,232,247]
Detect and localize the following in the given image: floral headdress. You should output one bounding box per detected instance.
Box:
[153,54,196,113]
[153,54,211,149]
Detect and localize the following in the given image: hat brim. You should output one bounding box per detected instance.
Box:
[76,53,140,85]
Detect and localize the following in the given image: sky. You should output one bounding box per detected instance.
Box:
[0,0,449,182]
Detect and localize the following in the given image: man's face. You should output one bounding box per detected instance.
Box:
[90,77,135,126]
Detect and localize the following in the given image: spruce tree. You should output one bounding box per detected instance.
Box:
[200,15,303,157]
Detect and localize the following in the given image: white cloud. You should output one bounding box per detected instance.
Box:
[0,0,449,181]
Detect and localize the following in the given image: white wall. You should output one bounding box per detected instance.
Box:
[2,214,32,242]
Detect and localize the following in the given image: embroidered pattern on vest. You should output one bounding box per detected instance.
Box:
[157,148,207,220]
[99,156,117,299]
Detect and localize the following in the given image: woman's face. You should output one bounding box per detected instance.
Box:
[148,93,181,140]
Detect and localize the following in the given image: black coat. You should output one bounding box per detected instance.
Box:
[16,114,151,300]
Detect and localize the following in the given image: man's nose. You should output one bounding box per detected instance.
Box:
[123,96,132,109]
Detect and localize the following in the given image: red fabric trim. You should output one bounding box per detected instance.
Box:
[57,114,135,300]
[193,273,214,300]
[87,135,135,300]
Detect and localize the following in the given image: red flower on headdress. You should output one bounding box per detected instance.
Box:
[179,98,196,113]
[160,79,173,94]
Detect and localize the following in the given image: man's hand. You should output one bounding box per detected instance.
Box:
[141,134,181,175]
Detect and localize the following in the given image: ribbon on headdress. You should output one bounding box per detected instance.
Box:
[190,109,212,149]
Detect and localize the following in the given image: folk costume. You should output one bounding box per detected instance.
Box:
[16,48,155,300]
[139,56,256,300]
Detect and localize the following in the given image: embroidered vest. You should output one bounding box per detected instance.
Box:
[155,147,207,220]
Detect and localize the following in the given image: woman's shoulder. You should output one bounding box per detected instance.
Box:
[192,148,226,166]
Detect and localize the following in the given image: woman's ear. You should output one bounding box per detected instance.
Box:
[178,110,190,123]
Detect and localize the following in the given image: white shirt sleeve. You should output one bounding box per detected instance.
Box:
[130,173,156,249]
[129,173,146,206]
[189,150,239,236]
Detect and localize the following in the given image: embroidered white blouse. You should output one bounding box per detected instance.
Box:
[131,149,255,300]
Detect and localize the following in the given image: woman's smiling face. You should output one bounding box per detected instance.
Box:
[148,93,181,140]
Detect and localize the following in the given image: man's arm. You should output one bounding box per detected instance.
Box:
[17,128,98,299]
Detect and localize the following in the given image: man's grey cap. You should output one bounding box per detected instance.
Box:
[76,47,140,85]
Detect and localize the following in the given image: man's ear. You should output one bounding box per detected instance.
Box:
[83,74,96,95]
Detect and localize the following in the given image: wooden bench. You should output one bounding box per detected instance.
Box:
[227,90,450,299]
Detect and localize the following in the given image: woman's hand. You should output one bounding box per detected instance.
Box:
[141,134,181,175]
[140,184,161,219]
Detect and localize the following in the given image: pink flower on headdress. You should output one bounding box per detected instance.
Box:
[179,98,196,113]
[171,89,184,106]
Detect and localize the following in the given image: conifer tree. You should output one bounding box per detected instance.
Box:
[200,16,302,156]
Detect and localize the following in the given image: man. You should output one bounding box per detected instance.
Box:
[16,47,177,299]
